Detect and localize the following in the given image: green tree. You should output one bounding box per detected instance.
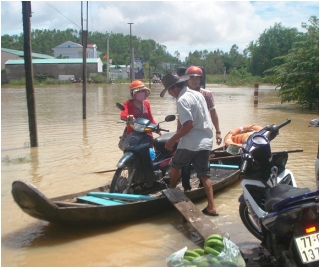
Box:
[149,53,162,71]
[204,50,225,74]
[264,16,319,109]
[225,44,247,72]
[246,23,299,76]
[185,50,205,67]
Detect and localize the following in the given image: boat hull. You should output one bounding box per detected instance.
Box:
[12,169,241,226]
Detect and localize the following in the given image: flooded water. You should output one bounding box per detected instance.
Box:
[1,83,318,266]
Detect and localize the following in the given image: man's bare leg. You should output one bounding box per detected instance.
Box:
[201,176,217,214]
[169,167,181,188]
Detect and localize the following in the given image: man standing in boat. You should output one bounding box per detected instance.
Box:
[181,66,222,191]
[160,73,219,216]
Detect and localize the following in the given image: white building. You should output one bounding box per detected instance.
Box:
[52,41,100,59]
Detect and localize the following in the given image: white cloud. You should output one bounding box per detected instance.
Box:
[1,1,318,60]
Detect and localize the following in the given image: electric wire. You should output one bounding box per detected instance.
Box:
[43,1,81,29]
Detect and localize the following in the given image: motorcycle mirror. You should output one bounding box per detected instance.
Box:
[165,115,176,122]
[226,144,241,155]
[116,103,125,111]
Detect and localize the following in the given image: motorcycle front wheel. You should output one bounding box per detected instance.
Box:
[110,166,135,193]
[239,202,263,241]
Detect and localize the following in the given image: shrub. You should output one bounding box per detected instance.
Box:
[34,73,55,82]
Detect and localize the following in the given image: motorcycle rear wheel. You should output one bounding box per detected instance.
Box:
[110,166,135,193]
[239,202,263,241]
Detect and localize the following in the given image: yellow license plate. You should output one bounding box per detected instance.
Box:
[294,233,319,264]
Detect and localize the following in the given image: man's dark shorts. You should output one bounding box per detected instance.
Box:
[170,149,211,178]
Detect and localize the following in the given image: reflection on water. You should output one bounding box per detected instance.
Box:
[1,84,318,266]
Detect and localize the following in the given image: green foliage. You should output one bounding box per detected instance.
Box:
[1,154,31,163]
[34,78,71,85]
[8,78,26,85]
[34,73,55,82]
[225,68,261,86]
[245,23,299,76]
[184,46,247,75]
[206,74,225,84]
[33,73,72,85]
[91,74,106,83]
[264,16,319,109]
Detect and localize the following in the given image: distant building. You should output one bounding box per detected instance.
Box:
[5,58,103,81]
[109,65,129,80]
[52,41,101,59]
[161,62,177,70]
[1,47,54,70]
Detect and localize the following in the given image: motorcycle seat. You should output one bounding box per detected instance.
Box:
[265,184,310,212]
[154,132,175,153]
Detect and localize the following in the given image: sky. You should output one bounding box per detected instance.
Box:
[1,1,319,60]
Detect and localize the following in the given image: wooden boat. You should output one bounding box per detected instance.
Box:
[11,150,241,226]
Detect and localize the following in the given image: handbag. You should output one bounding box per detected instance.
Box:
[118,126,127,151]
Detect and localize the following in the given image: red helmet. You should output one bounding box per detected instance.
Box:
[185,66,203,77]
[129,80,145,90]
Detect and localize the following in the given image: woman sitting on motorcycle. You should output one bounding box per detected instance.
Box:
[120,80,158,137]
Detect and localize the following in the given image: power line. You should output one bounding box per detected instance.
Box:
[43,1,81,29]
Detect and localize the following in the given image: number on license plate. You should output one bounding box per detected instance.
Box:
[294,233,319,264]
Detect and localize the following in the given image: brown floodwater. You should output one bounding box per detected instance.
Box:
[1,83,318,266]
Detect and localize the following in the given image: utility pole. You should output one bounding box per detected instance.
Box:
[148,63,151,88]
[128,22,134,81]
[82,1,88,119]
[22,1,38,147]
[106,34,110,84]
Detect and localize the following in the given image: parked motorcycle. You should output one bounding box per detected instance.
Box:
[111,103,177,194]
[309,118,319,189]
[227,119,319,266]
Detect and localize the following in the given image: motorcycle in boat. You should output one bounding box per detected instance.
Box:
[227,119,319,266]
[111,103,177,194]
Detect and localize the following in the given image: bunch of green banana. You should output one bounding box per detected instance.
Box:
[181,249,218,267]
[183,249,202,262]
[168,234,239,267]
[204,233,225,257]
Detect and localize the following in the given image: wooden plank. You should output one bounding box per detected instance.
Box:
[163,188,222,240]
[87,192,156,201]
[77,196,126,206]
[54,201,97,207]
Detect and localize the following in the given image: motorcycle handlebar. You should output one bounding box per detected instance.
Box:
[119,120,170,133]
[159,128,169,132]
[265,118,291,141]
[277,119,291,129]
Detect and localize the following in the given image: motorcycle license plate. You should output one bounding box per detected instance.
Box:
[294,233,319,264]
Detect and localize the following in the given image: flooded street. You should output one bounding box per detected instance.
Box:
[1,83,318,266]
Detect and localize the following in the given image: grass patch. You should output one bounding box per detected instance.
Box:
[206,74,225,84]
[2,155,31,163]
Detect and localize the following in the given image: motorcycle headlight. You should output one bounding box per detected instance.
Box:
[133,122,146,132]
